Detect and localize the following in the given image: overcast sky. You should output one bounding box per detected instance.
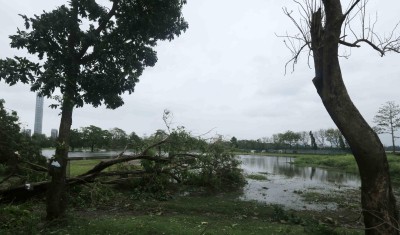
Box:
[1,0,400,145]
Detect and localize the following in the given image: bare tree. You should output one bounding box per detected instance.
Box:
[299,131,311,147]
[314,129,326,147]
[281,0,400,234]
[325,128,342,148]
[373,101,400,154]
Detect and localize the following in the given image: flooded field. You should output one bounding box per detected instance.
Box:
[42,150,364,211]
[239,155,361,211]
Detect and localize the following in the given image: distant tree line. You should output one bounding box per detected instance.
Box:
[68,126,143,152]
[229,128,350,152]
[34,126,352,153]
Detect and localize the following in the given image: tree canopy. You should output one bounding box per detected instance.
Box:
[0,0,188,220]
[0,0,188,109]
[0,99,21,164]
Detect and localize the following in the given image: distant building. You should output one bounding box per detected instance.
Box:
[51,129,58,139]
[34,94,44,135]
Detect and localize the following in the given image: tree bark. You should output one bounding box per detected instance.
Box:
[311,1,399,234]
[391,125,396,154]
[46,97,74,220]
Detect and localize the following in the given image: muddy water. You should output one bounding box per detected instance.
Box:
[239,155,361,211]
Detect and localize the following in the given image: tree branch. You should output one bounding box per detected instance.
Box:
[78,0,119,60]
[343,0,361,20]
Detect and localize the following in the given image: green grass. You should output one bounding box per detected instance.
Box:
[68,159,102,176]
[291,154,358,173]
[0,194,361,235]
[68,159,142,177]
[246,173,268,181]
[387,154,400,184]
[49,215,306,235]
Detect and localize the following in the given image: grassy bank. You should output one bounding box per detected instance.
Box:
[68,159,102,176]
[0,190,362,235]
[261,152,400,185]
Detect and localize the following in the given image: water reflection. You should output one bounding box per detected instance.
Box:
[239,155,361,211]
[240,155,360,187]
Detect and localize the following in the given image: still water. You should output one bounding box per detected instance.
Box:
[239,155,361,210]
[41,149,134,159]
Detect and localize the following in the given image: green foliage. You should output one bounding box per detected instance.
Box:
[0,99,47,184]
[129,131,143,152]
[109,127,129,149]
[278,130,302,148]
[158,132,247,191]
[272,205,302,224]
[31,133,54,148]
[246,173,268,181]
[0,99,21,164]
[230,136,239,148]
[0,204,38,233]
[293,154,358,173]
[83,126,247,195]
[1,3,188,218]
[69,128,84,151]
[190,139,246,190]
[68,182,118,208]
[81,125,109,152]
[0,0,188,109]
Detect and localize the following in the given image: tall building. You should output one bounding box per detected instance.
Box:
[34,94,44,135]
[51,129,58,139]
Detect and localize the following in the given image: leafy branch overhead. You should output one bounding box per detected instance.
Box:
[0,0,188,108]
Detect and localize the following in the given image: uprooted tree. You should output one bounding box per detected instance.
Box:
[0,0,188,220]
[282,0,400,234]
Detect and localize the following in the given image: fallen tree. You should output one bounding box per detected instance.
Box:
[0,129,245,203]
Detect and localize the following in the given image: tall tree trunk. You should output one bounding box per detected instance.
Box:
[311,2,399,234]
[391,126,396,154]
[46,96,74,220]
[46,2,80,220]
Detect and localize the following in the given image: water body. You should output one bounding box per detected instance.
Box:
[41,149,134,159]
[239,155,361,211]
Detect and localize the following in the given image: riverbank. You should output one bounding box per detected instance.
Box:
[249,152,400,185]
